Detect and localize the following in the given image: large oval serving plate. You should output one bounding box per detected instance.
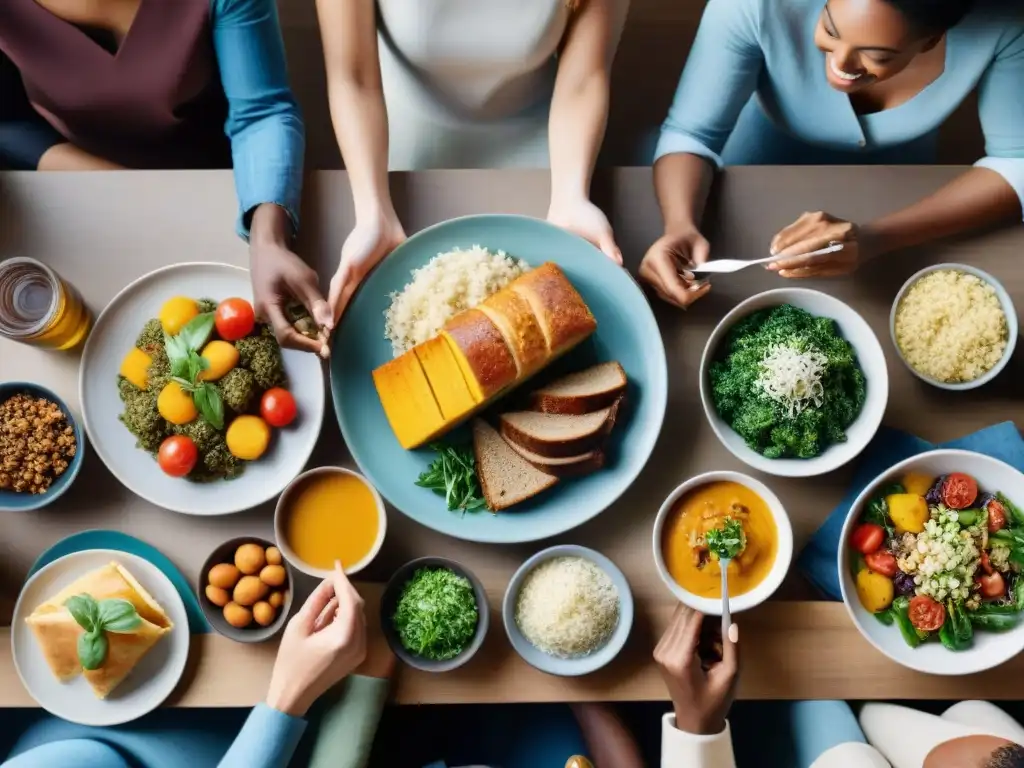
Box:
[12,550,190,726]
[332,215,668,543]
[80,263,324,515]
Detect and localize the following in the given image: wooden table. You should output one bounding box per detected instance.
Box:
[1,167,1022,704]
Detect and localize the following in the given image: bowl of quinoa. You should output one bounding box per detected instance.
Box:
[890,264,1016,390]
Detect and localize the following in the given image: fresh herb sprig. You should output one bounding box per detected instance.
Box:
[64,594,142,670]
[706,518,747,561]
[164,312,225,429]
[393,568,478,661]
[415,443,488,513]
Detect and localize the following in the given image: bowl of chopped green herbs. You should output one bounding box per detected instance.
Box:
[381,557,489,672]
[700,288,887,477]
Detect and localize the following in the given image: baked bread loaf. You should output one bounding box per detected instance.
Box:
[477,287,548,377]
[512,263,596,356]
[442,309,518,401]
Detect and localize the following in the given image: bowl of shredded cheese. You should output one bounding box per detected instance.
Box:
[890,264,1017,391]
[503,544,633,677]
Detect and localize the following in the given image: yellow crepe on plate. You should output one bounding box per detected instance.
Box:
[25,561,173,699]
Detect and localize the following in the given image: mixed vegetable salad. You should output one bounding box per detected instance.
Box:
[849,470,1024,651]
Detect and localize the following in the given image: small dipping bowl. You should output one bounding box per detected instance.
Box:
[198,536,294,643]
[503,544,634,677]
[0,382,85,511]
[652,471,793,615]
[274,466,387,578]
[890,263,1018,391]
[380,557,490,673]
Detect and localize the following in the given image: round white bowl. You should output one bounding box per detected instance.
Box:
[274,466,387,578]
[652,471,794,615]
[503,545,633,677]
[889,263,1018,391]
[839,449,1024,676]
[700,287,888,478]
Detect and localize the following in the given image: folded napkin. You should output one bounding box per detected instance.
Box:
[797,421,1024,600]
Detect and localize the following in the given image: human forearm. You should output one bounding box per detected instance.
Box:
[36,143,123,171]
[329,82,394,221]
[250,203,294,248]
[653,153,715,235]
[865,167,1022,257]
[570,703,644,768]
[548,72,609,205]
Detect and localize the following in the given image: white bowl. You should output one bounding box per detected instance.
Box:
[274,466,387,578]
[889,263,1018,391]
[700,287,888,478]
[79,263,325,515]
[652,471,793,615]
[839,449,1024,675]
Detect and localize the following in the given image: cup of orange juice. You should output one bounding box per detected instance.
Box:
[274,466,387,578]
[0,257,91,350]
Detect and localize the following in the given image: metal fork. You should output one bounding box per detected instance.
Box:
[688,243,844,275]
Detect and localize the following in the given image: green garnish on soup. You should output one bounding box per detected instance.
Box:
[706,518,747,561]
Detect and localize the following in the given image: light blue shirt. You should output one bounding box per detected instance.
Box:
[212,0,304,238]
[654,0,1024,215]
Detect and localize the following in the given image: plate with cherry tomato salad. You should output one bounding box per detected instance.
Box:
[849,467,1024,653]
[80,263,324,515]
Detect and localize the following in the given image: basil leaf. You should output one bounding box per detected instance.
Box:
[64,594,99,633]
[185,350,207,384]
[171,376,196,392]
[194,384,224,430]
[177,313,215,353]
[97,598,142,634]
[164,333,191,378]
[77,628,108,671]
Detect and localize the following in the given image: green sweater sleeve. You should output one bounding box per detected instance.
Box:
[307,675,390,768]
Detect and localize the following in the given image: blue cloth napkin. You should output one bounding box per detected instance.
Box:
[797,421,1024,600]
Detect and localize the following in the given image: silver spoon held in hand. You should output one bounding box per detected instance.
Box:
[688,242,844,275]
[706,518,746,628]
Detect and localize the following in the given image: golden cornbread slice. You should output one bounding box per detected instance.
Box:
[415,336,481,422]
[441,309,518,402]
[372,350,447,449]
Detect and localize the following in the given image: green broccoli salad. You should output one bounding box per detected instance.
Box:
[709,304,867,459]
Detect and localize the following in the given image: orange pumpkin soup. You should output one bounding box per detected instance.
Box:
[284,473,380,570]
[662,481,777,599]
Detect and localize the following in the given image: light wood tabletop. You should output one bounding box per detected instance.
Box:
[1,167,1022,704]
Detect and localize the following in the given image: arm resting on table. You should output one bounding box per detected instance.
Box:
[212,0,305,239]
[217,703,307,768]
[306,675,389,768]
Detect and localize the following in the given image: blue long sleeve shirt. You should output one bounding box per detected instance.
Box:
[654,0,1024,216]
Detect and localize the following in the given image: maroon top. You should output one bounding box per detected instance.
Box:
[0,0,229,168]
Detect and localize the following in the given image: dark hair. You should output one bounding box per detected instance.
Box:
[882,0,976,33]
[987,744,1024,768]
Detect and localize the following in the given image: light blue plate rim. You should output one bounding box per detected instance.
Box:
[0,381,86,511]
[330,214,668,544]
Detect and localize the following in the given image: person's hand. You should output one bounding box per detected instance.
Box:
[638,229,712,309]
[547,197,623,264]
[767,211,870,278]
[654,604,739,736]
[249,204,333,357]
[265,562,367,717]
[329,209,406,324]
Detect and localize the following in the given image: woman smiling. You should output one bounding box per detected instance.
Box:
[639,0,1024,307]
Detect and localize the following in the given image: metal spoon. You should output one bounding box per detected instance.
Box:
[689,243,844,275]
[720,557,732,632]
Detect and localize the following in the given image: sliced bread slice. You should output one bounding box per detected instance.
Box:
[499,404,616,458]
[502,438,606,478]
[472,419,558,511]
[530,361,627,415]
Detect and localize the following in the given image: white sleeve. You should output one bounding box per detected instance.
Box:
[942,701,1024,744]
[810,743,891,768]
[860,702,1000,768]
[661,714,736,767]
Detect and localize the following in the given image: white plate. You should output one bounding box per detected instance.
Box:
[80,262,325,515]
[699,288,888,478]
[12,550,190,726]
[839,450,1024,676]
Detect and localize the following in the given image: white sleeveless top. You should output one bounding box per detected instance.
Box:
[376,0,569,170]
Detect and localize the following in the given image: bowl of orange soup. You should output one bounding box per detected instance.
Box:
[652,471,793,614]
[274,466,387,578]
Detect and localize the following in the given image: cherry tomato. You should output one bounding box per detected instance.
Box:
[850,523,885,555]
[987,499,1007,533]
[158,435,198,477]
[980,550,994,575]
[215,298,256,341]
[260,388,297,428]
[978,571,1006,599]
[908,595,946,632]
[864,551,899,578]
[942,472,978,510]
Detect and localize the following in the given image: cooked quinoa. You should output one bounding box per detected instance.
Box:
[894,269,1008,383]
